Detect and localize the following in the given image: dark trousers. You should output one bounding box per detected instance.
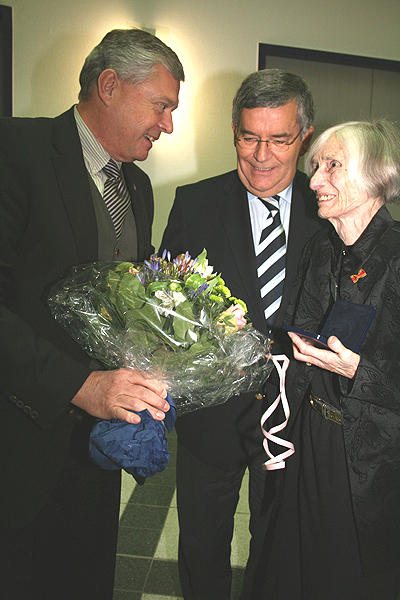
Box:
[0,445,121,600]
[176,441,274,600]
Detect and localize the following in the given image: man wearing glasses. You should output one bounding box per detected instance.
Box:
[160,69,322,600]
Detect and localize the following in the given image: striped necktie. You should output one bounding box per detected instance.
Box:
[256,196,286,326]
[102,159,131,239]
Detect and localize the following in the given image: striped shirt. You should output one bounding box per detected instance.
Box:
[74,105,123,195]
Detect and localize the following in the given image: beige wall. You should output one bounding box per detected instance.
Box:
[9,0,400,246]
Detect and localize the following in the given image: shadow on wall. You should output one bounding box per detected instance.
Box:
[152,69,248,250]
[25,32,103,117]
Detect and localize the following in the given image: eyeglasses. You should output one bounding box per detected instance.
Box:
[236,128,302,153]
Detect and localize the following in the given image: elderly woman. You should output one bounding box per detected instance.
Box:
[256,120,400,599]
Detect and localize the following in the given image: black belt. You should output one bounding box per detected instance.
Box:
[309,393,342,425]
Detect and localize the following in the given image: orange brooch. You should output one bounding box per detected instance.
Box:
[350,269,367,283]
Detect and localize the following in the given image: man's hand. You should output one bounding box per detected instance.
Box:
[71,368,169,423]
[288,332,360,379]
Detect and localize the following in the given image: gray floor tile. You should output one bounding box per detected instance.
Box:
[113,590,142,600]
[117,526,161,557]
[114,555,151,592]
[128,483,176,507]
[143,559,182,597]
[231,567,246,600]
[145,463,176,486]
[119,503,169,529]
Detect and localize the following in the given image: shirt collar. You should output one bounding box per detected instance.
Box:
[247,181,293,208]
[74,105,121,176]
[274,182,293,206]
[330,204,393,261]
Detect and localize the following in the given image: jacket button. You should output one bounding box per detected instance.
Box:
[31,411,39,419]
[254,393,263,400]
[9,395,17,403]
[23,405,32,415]
[16,400,24,409]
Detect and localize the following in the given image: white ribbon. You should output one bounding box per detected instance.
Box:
[261,354,295,470]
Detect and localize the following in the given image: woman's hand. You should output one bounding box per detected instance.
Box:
[288,332,360,379]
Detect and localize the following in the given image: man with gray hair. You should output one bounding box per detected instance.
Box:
[0,28,183,600]
[160,68,322,600]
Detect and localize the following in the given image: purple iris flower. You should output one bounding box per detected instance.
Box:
[161,249,172,262]
[190,282,209,299]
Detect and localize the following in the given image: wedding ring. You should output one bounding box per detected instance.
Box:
[306,362,312,367]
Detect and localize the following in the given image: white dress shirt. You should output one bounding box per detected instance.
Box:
[247,182,292,250]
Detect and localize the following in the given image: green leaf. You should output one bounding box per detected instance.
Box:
[184,273,207,291]
[172,300,197,344]
[146,281,171,296]
[203,274,222,294]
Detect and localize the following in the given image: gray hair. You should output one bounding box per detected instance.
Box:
[232,69,314,136]
[78,28,185,102]
[305,120,400,204]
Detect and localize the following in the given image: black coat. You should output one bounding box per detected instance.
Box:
[0,107,154,526]
[284,205,400,573]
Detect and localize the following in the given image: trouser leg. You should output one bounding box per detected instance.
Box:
[239,462,276,600]
[176,441,246,600]
[0,454,121,600]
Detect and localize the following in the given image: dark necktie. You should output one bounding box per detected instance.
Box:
[256,196,286,326]
[102,159,131,239]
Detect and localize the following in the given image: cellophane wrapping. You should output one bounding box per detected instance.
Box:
[48,250,273,415]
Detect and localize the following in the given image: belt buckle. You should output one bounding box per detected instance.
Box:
[310,394,342,425]
[321,402,328,419]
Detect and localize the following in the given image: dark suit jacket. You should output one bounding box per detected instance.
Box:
[0,107,154,527]
[160,169,322,470]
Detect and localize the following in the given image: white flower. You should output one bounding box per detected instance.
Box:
[196,258,214,279]
[155,289,187,315]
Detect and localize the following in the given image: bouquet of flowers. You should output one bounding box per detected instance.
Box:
[48,249,272,416]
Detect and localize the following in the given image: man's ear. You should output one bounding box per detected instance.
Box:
[232,121,237,147]
[299,126,314,156]
[97,69,119,106]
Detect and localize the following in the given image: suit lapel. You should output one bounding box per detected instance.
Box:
[216,173,267,332]
[51,108,98,264]
[122,164,151,260]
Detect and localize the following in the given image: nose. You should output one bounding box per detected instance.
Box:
[160,111,174,135]
[310,167,325,190]
[254,140,273,162]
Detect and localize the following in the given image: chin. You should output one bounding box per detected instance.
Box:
[317,208,330,220]
[131,149,150,162]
